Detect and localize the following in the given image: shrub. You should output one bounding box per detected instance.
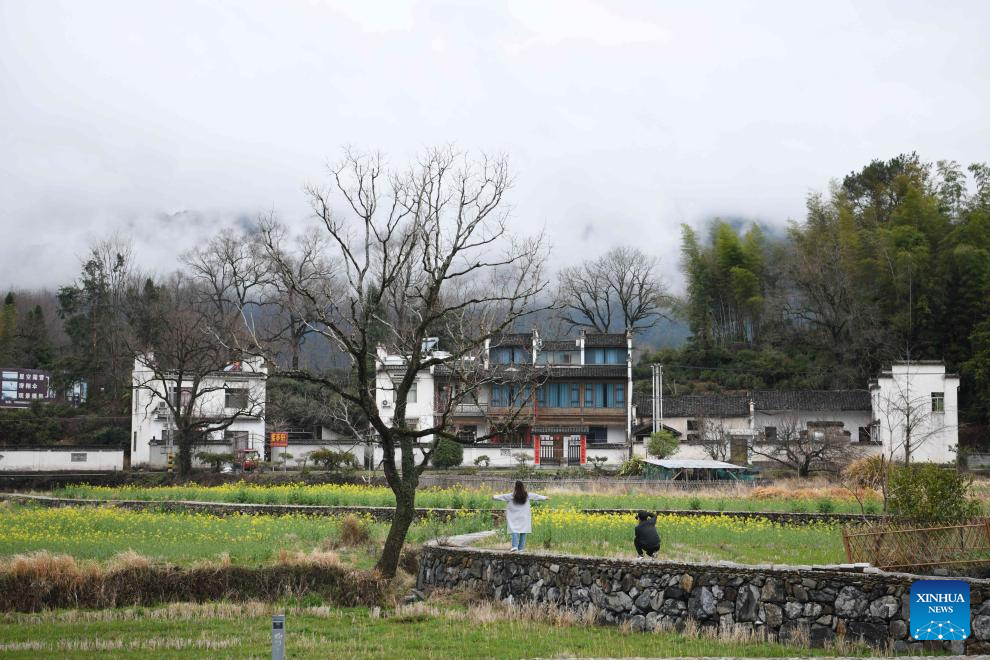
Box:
[473,454,490,468]
[887,464,981,525]
[194,451,234,473]
[310,449,360,472]
[816,498,835,514]
[432,438,464,469]
[647,430,679,459]
[617,456,644,477]
[687,496,702,511]
[87,426,130,446]
[588,456,608,473]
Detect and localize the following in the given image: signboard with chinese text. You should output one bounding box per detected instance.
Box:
[270,432,289,447]
[0,368,54,408]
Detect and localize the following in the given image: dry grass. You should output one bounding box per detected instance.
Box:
[7,550,100,584]
[339,514,371,547]
[0,549,387,612]
[112,550,151,570]
[276,548,342,570]
[393,593,599,629]
[750,483,866,502]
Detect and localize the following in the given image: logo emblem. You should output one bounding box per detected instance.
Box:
[910,580,970,640]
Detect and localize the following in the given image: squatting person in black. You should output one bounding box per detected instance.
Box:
[634,510,661,558]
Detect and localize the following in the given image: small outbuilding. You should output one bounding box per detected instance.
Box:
[640,458,755,481]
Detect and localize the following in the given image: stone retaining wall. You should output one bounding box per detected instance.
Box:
[418,545,990,654]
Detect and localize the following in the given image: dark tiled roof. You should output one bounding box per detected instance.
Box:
[490,333,532,347]
[488,365,626,380]
[435,364,626,380]
[584,333,627,347]
[752,390,871,412]
[633,388,873,418]
[659,394,751,418]
[543,365,626,379]
[541,340,579,351]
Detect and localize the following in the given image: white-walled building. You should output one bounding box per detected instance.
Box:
[870,361,960,464]
[634,362,960,466]
[130,355,267,468]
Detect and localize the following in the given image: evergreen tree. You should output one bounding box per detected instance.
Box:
[0,292,16,366]
[21,305,53,369]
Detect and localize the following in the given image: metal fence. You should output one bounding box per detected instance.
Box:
[842,519,990,571]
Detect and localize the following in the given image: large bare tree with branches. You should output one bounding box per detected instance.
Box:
[129,275,265,477]
[246,148,547,577]
[558,246,670,334]
[184,225,331,370]
[751,416,861,477]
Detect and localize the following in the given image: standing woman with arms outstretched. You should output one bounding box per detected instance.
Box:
[493,480,548,552]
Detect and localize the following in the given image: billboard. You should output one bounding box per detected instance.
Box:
[0,368,54,408]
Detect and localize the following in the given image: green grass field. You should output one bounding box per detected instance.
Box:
[0,504,492,567]
[480,509,846,565]
[0,601,875,659]
[49,481,884,514]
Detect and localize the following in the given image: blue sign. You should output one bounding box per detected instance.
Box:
[910,580,970,641]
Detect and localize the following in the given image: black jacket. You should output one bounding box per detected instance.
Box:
[635,515,661,549]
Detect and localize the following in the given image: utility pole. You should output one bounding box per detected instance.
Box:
[650,364,663,433]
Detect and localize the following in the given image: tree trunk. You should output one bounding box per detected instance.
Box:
[177,429,194,479]
[376,483,415,578]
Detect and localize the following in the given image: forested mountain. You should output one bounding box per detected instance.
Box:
[641,154,990,425]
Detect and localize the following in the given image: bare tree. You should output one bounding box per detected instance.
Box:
[129,275,265,478]
[248,148,547,578]
[696,416,731,461]
[558,246,670,334]
[751,416,861,477]
[184,225,337,372]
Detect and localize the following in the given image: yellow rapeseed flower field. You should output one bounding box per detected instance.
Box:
[0,505,493,567]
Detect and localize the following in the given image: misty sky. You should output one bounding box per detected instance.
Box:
[2,0,988,292]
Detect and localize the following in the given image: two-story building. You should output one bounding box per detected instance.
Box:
[870,361,960,463]
[633,361,960,466]
[130,355,267,468]
[374,329,633,468]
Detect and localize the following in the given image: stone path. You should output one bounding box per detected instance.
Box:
[429,529,498,547]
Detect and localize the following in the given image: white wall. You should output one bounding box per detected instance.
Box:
[871,363,960,464]
[605,425,626,444]
[287,442,368,467]
[0,448,124,471]
[375,355,437,436]
[131,355,267,466]
[752,410,872,438]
